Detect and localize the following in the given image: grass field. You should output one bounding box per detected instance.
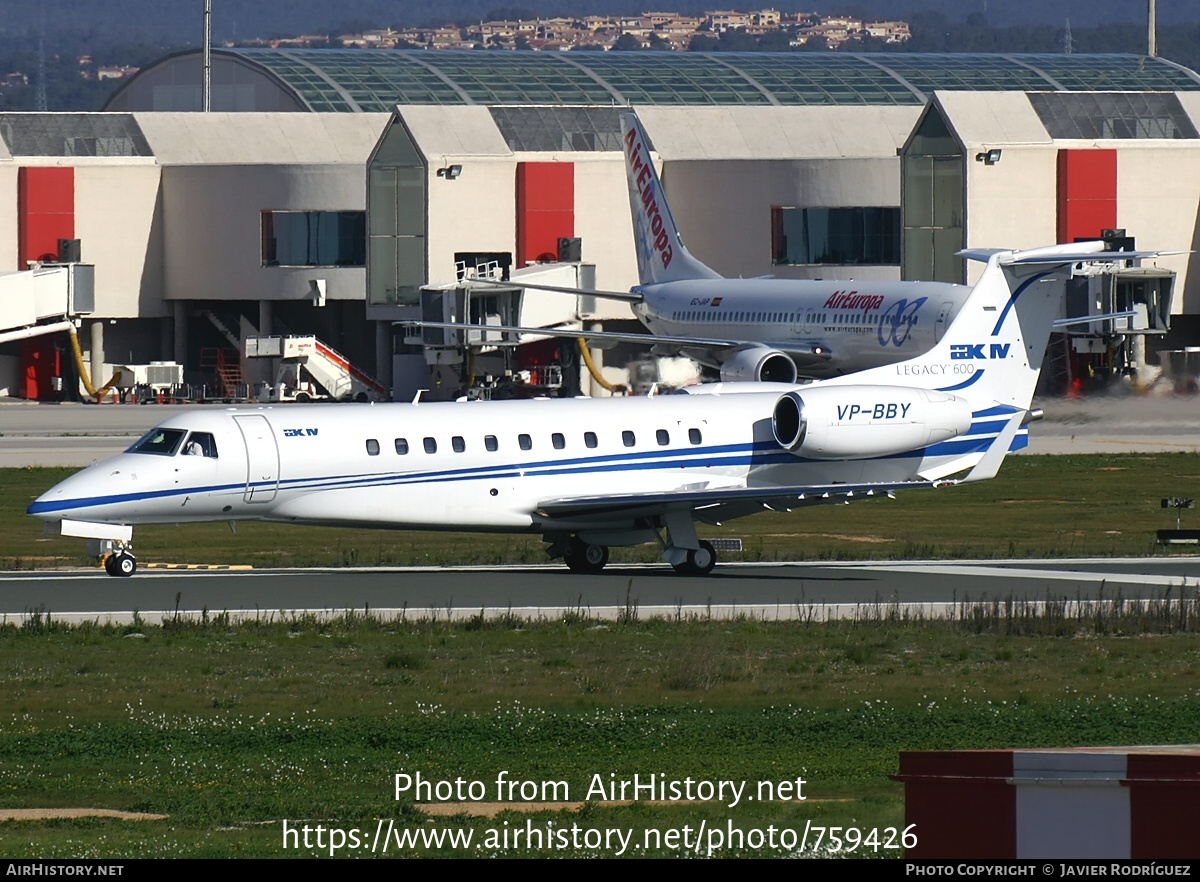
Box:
[5,454,1200,569]
[2,456,1199,858]
[2,599,1200,858]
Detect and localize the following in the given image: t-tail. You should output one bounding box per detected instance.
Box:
[621,112,721,286]
[817,241,1172,481]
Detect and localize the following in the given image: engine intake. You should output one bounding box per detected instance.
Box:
[719,347,798,384]
[772,385,973,460]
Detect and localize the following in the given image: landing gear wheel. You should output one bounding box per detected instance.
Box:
[672,540,717,576]
[108,552,136,577]
[564,541,608,574]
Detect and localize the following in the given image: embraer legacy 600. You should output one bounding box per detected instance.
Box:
[29,241,1164,576]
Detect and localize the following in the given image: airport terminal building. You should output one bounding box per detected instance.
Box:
[2,49,1199,399]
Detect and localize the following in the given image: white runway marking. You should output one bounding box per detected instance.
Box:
[850,563,1195,588]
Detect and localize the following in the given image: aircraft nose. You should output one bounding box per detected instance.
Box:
[26,462,123,521]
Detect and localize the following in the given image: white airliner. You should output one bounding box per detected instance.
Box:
[451,112,973,383]
[28,240,1160,577]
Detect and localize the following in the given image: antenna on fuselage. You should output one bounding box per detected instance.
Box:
[412,389,428,404]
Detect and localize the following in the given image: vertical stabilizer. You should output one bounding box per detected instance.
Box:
[620,113,722,286]
[823,243,1110,416]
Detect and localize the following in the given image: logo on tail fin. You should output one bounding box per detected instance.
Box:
[623,126,675,274]
[620,113,720,286]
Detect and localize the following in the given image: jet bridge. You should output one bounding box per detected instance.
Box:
[402,262,598,401]
[1053,262,1176,392]
[0,263,95,399]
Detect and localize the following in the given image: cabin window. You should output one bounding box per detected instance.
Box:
[552,432,565,450]
[452,436,466,453]
[584,431,598,449]
[689,428,702,445]
[423,437,437,454]
[519,434,532,451]
[656,429,670,446]
[366,439,380,456]
[622,430,635,447]
[485,435,498,452]
[128,427,186,456]
[395,438,409,455]
[183,431,218,458]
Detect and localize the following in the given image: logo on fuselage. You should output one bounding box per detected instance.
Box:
[283,428,319,437]
[877,297,928,348]
[824,291,884,312]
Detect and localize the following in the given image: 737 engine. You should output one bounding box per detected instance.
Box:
[771,385,973,459]
[719,347,798,384]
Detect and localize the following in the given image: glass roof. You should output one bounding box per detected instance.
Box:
[0,113,152,156]
[226,49,1200,110]
[1029,92,1200,139]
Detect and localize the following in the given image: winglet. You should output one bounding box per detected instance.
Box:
[962,411,1024,483]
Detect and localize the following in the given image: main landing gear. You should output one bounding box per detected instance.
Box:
[547,518,720,576]
[103,546,137,577]
[563,539,609,574]
[671,540,716,577]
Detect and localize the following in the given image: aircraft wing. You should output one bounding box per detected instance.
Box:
[469,276,644,303]
[410,320,742,350]
[535,479,941,526]
[407,320,833,366]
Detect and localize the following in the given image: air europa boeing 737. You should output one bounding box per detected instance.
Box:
[454,112,973,383]
[28,241,1164,577]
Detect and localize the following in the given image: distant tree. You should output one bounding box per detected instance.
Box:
[756,29,791,51]
[336,19,378,35]
[687,34,718,52]
[484,7,538,22]
[613,33,641,51]
[715,29,757,52]
[647,32,670,50]
[795,34,829,52]
[841,32,885,52]
[514,34,531,50]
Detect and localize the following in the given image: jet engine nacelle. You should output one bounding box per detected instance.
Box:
[772,385,973,460]
[719,347,798,384]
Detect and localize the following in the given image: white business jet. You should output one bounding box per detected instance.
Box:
[27,240,1159,577]
[448,112,973,383]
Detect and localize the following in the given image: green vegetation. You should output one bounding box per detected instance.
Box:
[4,454,1197,570]
[4,455,1199,857]
[2,604,1199,858]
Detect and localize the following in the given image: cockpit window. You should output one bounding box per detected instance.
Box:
[183,432,218,458]
[128,428,186,456]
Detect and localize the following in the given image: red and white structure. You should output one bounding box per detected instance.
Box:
[896,746,1200,858]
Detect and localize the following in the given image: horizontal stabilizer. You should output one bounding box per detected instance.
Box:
[958,241,1186,267]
